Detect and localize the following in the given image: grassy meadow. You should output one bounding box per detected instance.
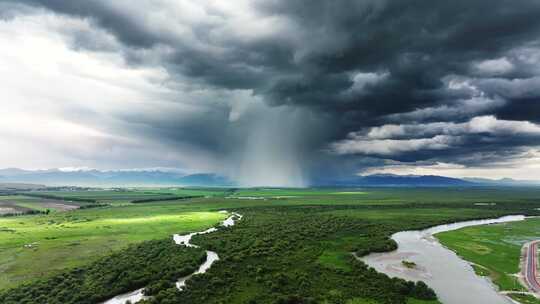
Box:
[0,203,226,289]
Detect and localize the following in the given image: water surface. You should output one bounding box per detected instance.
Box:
[102,212,241,304]
[362,215,525,304]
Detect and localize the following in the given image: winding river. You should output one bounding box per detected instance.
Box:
[102,211,242,304]
[361,215,526,304]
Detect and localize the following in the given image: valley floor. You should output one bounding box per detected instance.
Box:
[1,187,540,303]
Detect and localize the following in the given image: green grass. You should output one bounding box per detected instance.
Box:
[138,187,230,197]
[24,187,540,208]
[30,190,142,198]
[0,203,226,290]
[437,217,540,293]
[318,249,352,271]
[23,188,229,206]
[471,264,491,276]
[229,187,540,207]
[27,190,175,204]
[232,188,368,197]
[326,207,492,221]
[508,293,540,304]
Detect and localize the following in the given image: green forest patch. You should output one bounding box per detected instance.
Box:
[318,249,351,271]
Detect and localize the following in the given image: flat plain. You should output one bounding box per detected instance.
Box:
[1,187,540,303]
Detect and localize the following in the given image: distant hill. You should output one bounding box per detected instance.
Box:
[1,168,537,187]
[0,168,234,187]
[313,174,476,187]
[464,177,540,186]
[0,183,47,190]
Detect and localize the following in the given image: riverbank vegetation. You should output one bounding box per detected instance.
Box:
[437,217,540,303]
[402,261,417,269]
[0,239,205,304]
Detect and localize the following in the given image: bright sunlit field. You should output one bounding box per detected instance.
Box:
[0,204,226,289]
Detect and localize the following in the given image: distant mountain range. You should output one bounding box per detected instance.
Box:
[0,168,233,187]
[462,177,540,186]
[0,168,538,187]
[0,182,47,191]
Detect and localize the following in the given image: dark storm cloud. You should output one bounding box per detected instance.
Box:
[10,0,540,110]
[8,0,161,47]
[275,0,540,135]
[5,0,540,176]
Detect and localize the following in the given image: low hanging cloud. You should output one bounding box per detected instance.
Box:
[361,149,540,180]
[387,96,506,123]
[367,116,540,139]
[1,0,540,183]
[332,116,540,156]
[332,135,459,156]
[473,57,515,76]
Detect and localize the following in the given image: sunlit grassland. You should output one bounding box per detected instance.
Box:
[437,217,540,301]
[0,203,226,290]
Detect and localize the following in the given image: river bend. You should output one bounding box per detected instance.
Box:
[361,215,525,304]
[102,211,242,304]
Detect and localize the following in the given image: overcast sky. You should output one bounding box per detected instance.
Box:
[1,0,540,185]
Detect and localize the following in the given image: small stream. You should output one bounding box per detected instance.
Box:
[102,211,242,304]
[361,215,526,304]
